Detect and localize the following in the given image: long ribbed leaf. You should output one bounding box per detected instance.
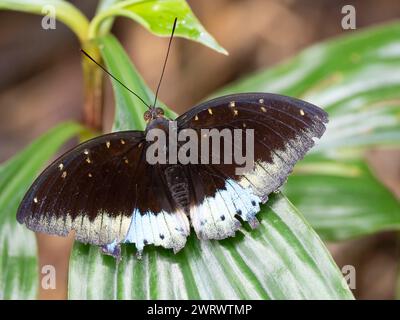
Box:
[285,159,400,240]
[0,122,85,299]
[69,193,353,299]
[216,22,400,240]
[68,34,353,300]
[217,22,400,152]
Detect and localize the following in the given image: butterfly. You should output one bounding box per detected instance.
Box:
[16,19,328,260]
[17,92,328,259]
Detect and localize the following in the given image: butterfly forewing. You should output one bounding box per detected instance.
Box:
[177,93,327,191]
[17,131,146,245]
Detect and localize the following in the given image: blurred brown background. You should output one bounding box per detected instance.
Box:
[0,0,399,299]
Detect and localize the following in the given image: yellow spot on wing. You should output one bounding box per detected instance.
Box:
[88,173,92,178]
[229,101,235,107]
[194,115,199,121]
[61,171,67,178]
[261,106,267,112]
[106,141,111,148]
[86,158,91,164]
[120,139,125,145]
[300,109,305,116]
[233,109,239,116]
[208,108,213,115]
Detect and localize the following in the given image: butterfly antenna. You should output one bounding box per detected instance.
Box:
[80,49,151,110]
[153,17,177,108]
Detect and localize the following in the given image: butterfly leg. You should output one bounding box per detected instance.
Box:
[101,239,122,261]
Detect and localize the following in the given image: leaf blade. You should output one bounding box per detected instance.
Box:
[69,21,354,300]
[69,193,353,299]
[215,22,400,241]
[285,159,400,241]
[90,0,227,54]
[0,122,85,299]
[216,22,400,152]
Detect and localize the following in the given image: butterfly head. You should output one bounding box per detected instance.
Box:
[145,107,169,132]
[144,107,165,122]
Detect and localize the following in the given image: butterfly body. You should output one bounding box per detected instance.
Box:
[164,165,190,213]
[17,93,328,259]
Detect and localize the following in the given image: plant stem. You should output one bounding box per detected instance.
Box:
[81,45,104,131]
[88,8,121,40]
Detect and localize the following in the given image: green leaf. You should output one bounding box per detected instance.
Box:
[0,0,90,43]
[215,22,400,241]
[217,22,400,153]
[285,159,400,241]
[0,122,85,299]
[97,34,178,131]
[69,193,353,299]
[69,34,352,300]
[89,0,227,54]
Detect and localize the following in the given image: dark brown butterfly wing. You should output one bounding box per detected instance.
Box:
[17,132,145,244]
[17,131,190,257]
[176,93,328,239]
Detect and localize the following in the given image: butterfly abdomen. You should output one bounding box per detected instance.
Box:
[164,165,190,213]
